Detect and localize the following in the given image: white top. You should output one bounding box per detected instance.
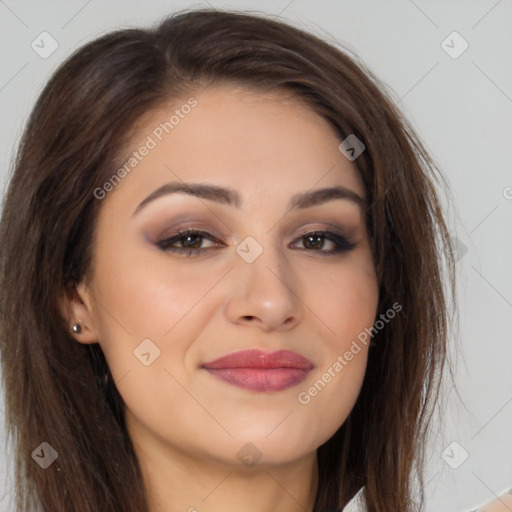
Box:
[341,486,366,512]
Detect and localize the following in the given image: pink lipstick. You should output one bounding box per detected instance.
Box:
[201,349,313,392]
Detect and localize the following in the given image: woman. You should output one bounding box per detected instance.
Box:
[0,8,459,512]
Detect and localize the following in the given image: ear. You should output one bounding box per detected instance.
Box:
[58,281,99,344]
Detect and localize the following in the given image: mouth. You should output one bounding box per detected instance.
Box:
[201,349,314,392]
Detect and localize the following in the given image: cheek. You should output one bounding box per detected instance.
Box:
[305,255,379,347]
[91,237,221,336]
[88,240,229,384]
[294,256,378,426]
[296,348,368,449]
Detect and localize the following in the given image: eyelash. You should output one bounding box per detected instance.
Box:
[155,228,358,257]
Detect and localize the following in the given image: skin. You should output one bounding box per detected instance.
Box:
[63,85,380,512]
[476,493,512,512]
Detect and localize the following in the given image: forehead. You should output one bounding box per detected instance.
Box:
[108,84,366,210]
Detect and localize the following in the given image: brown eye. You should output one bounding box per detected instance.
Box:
[155,229,223,255]
[291,231,357,254]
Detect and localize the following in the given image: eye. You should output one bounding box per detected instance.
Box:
[155,229,224,256]
[155,228,357,257]
[291,230,357,255]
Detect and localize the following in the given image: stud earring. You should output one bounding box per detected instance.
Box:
[72,323,82,334]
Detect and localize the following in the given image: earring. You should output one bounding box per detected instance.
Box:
[72,323,82,333]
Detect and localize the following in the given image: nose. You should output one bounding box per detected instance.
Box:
[223,241,305,332]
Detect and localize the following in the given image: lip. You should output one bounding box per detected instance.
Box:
[201,349,314,392]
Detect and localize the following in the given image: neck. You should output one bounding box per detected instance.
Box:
[130,427,319,512]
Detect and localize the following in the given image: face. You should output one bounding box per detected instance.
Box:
[71,85,379,468]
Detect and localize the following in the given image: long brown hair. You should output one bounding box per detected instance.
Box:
[0,8,457,512]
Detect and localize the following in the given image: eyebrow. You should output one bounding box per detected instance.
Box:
[132,182,366,216]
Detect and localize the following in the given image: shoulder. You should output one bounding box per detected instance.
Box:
[342,487,512,511]
[341,486,366,512]
[470,489,512,511]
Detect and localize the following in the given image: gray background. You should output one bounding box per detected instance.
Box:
[0,1,511,511]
